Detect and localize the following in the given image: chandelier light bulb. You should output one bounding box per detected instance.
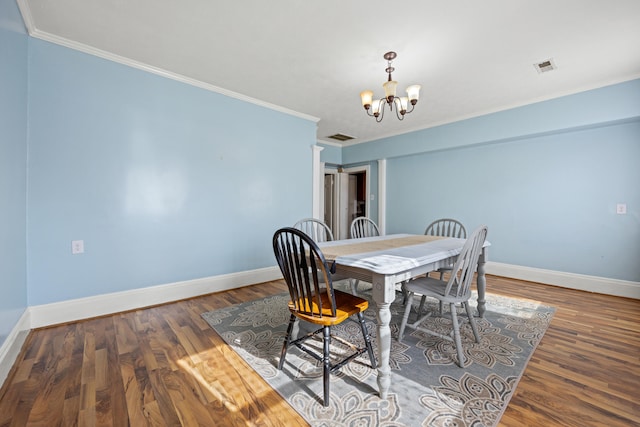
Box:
[371,99,382,117]
[383,80,398,102]
[399,96,409,114]
[406,85,421,104]
[360,90,374,110]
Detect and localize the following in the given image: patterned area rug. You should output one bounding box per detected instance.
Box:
[202,283,554,426]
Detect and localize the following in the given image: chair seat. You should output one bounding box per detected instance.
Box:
[404,276,465,305]
[289,289,369,326]
[331,272,352,283]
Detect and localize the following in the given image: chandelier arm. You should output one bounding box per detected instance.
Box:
[376,99,385,122]
[393,99,405,120]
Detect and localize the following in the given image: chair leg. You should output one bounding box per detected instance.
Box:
[350,279,360,295]
[401,280,409,305]
[438,270,446,315]
[357,312,377,368]
[322,326,331,407]
[417,295,426,317]
[450,303,465,367]
[398,292,414,340]
[279,314,296,370]
[464,302,481,342]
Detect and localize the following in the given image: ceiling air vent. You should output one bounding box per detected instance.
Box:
[327,133,355,142]
[534,58,557,73]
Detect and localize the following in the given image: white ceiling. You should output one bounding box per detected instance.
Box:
[17,0,640,146]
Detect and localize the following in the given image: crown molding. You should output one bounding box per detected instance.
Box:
[317,139,343,148]
[15,0,319,124]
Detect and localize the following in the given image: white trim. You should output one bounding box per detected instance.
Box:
[2,262,637,388]
[311,145,324,220]
[15,0,319,125]
[0,309,31,388]
[486,262,640,300]
[323,167,340,237]
[18,263,640,328]
[16,0,35,32]
[378,159,387,235]
[319,161,326,222]
[317,139,342,148]
[29,266,281,329]
[339,76,640,147]
[0,267,281,388]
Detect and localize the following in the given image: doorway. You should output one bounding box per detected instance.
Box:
[323,166,370,239]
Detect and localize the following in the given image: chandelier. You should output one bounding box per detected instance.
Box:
[359,51,421,122]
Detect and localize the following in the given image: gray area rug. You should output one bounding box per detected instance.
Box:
[202,283,555,426]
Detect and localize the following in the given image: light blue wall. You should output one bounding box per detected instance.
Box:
[344,80,640,282]
[386,120,640,281]
[26,39,317,305]
[319,143,342,165]
[343,80,640,164]
[0,0,28,348]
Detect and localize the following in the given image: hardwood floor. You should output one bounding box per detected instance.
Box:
[0,276,638,426]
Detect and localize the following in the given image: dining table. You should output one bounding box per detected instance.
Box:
[319,233,490,399]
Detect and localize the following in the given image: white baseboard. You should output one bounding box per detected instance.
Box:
[486,262,640,299]
[1,266,278,388]
[26,262,638,330]
[29,266,282,329]
[2,262,638,388]
[0,309,31,388]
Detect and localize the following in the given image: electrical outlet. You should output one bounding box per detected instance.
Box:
[72,240,84,254]
[616,203,627,215]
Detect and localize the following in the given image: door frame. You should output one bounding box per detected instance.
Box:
[333,164,370,239]
[322,168,339,237]
[312,145,386,237]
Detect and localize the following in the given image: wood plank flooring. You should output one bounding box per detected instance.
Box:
[0,276,638,426]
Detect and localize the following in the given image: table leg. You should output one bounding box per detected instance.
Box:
[371,275,395,399]
[476,248,487,318]
[375,301,391,399]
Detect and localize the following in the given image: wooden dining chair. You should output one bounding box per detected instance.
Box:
[420,218,468,315]
[348,217,381,295]
[293,218,335,243]
[349,217,380,239]
[293,218,357,294]
[398,225,488,367]
[424,218,467,239]
[272,227,377,406]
